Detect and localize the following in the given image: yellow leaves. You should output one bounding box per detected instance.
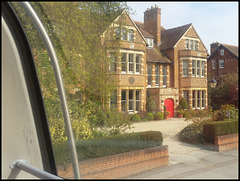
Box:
[49,118,92,144]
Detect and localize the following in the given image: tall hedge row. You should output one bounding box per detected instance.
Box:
[202,120,238,143]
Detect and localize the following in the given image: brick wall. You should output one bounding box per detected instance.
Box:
[57,145,169,179]
[207,47,238,82]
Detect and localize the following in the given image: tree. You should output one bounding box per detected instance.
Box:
[179,97,188,110]
[209,73,238,111]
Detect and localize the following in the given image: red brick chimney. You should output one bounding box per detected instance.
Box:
[210,42,220,55]
[144,5,161,45]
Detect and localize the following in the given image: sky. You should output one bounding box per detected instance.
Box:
[126,1,238,54]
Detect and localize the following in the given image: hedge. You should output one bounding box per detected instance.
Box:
[154,112,164,120]
[53,131,163,165]
[146,113,154,120]
[202,120,238,143]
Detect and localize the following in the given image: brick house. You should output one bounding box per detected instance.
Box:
[102,5,208,116]
[207,42,239,84]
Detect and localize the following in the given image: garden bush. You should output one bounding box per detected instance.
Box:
[154,112,164,120]
[146,113,154,120]
[178,97,188,110]
[203,120,239,143]
[53,131,163,165]
[146,97,156,113]
[130,114,141,122]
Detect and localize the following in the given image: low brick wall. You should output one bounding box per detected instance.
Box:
[205,133,238,152]
[57,145,169,179]
[215,133,238,152]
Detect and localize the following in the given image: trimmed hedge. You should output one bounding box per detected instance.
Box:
[53,131,163,165]
[203,120,238,143]
[130,114,141,122]
[154,112,164,120]
[146,113,154,120]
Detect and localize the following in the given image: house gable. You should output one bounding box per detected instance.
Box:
[175,24,207,51]
[102,9,147,45]
[208,44,238,60]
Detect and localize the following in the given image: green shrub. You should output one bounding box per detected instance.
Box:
[140,131,163,142]
[146,113,154,120]
[179,97,188,110]
[146,97,156,113]
[203,120,239,143]
[154,112,164,120]
[130,114,141,122]
[53,131,163,165]
[212,104,239,122]
[179,124,203,144]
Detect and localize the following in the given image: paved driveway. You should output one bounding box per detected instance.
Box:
[125,118,239,179]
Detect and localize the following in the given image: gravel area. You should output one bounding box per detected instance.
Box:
[126,118,202,155]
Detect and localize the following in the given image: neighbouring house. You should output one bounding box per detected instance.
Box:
[101,5,209,117]
[207,42,239,84]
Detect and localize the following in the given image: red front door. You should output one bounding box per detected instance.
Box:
[164,99,174,117]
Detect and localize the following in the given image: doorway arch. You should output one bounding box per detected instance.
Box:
[164,99,174,117]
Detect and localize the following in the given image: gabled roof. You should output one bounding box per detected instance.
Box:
[222,44,238,57]
[160,23,192,50]
[134,21,154,38]
[146,43,172,64]
[209,44,239,59]
[102,9,147,44]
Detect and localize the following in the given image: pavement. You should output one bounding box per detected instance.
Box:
[125,118,239,179]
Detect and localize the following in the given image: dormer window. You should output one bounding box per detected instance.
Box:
[146,38,154,48]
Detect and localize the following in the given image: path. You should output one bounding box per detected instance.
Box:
[125,118,238,179]
[126,117,201,155]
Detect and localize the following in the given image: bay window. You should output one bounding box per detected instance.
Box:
[155,65,160,86]
[162,65,167,87]
[183,60,189,77]
[135,54,141,74]
[147,65,152,86]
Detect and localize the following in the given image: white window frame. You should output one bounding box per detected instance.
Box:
[121,90,127,112]
[155,65,160,87]
[135,90,141,112]
[146,38,154,48]
[192,90,196,109]
[220,49,224,56]
[197,60,200,77]
[197,90,201,109]
[121,53,127,73]
[219,59,224,69]
[201,61,205,77]
[192,60,196,77]
[128,53,134,74]
[109,53,116,72]
[202,90,205,109]
[194,41,198,50]
[190,40,193,50]
[162,65,167,87]
[182,60,189,77]
[121,28,127,41]
[185,39,189,50]
[128,90,134,113]
[128,29,134,42]
[135,54,141,74]
[212,60,215,69]
[147,65,152,87]
[183,90,189,105]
